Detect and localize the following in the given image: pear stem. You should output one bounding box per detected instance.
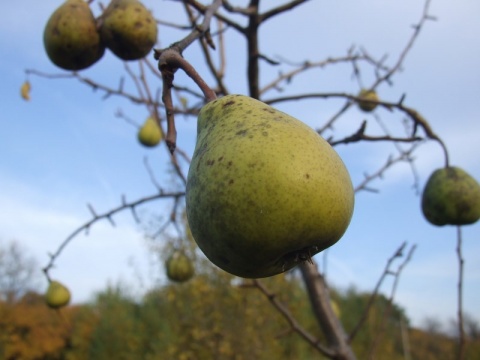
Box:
[154,0,221,152]
[173,55,217,102]
[438,138,450,168]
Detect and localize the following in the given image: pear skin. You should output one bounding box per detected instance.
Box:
[165,250,195,282]
[45,280,71,308]
[186,95,354,278]
[422,166,480,226]
[43,0,105,70]
[357,89,379,112]
[99,0,157,60]
[137,117,162,147]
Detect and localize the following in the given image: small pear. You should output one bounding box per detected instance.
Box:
[43,0,105,70]
[422,166,480,226]
[165,250,195,282]
[45,280,71,308]
[137,117,162,147]
[357,89,379,112]
[99,0,157,60]
[186,95,354,278]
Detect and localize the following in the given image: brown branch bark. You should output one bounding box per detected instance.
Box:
[246,0,261,99]
[260,0,312,23]
[367,244,416,359]
[42,191,185,276]
[300,261,357,360]
[456,226,466,360]
[251,279,336,358]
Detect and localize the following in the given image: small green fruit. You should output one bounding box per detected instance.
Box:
[357,89,379,112]
[186,95,354,278]
[422,166,480,226]
[99,0,158,60]
[165,250,195,282]
[43,0,105,70]
[137,117,162,147]
[45,280,71,308]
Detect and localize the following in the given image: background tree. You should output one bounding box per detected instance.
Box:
[0,240,40,304]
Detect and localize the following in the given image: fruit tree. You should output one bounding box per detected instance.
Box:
[20,0,480,359]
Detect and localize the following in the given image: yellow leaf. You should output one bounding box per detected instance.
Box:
[20,81,31,101]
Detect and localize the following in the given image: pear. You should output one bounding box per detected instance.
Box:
[421,166,480,226]
[357,89,379,112]
[137,117,162,147]
[186,95,355,278]
[165,250,195,282]
[45,280,71,308]
[43,0,105,70]
[99,0,157,60]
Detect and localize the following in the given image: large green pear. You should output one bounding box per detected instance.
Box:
[45,280,71,309]
[186,95,355,278]
[421,166,480,226]
[43,0,105,70]
[99,0,157,60]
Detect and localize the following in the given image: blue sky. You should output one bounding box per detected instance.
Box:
[1,0,479,330]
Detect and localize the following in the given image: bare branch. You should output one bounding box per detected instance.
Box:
[260,55,389,96]
[329,120,422,147]
[260,0,312,23]
[26,69,161,107]
[354,146,417,193]
[372,0,435,88]
[456,226,466,360]
[368,244,416,357]
[348,242,416,342]
[249,279,336,358]
[42,191,185,276]
[299,261,357,360]
[184,0,246,33]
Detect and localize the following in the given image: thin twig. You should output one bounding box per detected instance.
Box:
[354,146,417,193]
[367,244,416,358]
[348,242,411,342]
[456,226,466,360]
[42,191,185,276]
[250,279,335,358]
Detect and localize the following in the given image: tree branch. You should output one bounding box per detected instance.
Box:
[42,191,185,276]
[260,0,312,23]
[249,279,336,358]
[300,261,357,360]
[456,226,466,360]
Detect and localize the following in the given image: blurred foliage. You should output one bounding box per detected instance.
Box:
[1,266,479,359]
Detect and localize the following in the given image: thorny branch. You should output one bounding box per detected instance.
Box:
[367,244,416,358]
[456,226,466,360]
[328,120,422,147]
[348,242,416,343]
[260,55,390,96]
[354,145,418,193]
[245,279,335,358]
[42,191,185,279]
